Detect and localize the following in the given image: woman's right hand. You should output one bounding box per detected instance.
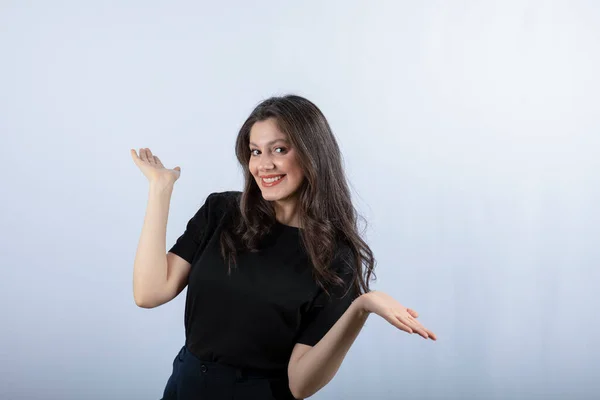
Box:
[130,148,181,185]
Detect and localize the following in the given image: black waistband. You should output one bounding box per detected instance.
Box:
[180,345,288,380]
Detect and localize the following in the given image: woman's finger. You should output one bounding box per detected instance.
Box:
[407,308,419,318]
[140,148,148,162]
[399,317,428,339]
[405,314,435,340]
[408,315,425,329]
[425,329,437,341]
[410,320,434,340]
[144,148,151,162]
[389,315,413,334]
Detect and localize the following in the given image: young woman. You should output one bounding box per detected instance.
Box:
[131,95,436,400]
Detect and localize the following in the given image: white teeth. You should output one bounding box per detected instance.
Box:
[263,175,283,183]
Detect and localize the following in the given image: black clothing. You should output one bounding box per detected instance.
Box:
[160,344,295,400]
[168,191,358,373]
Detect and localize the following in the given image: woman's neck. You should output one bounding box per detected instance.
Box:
[273,199,301,228]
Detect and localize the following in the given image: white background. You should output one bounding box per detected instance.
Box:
[1,1,598,399]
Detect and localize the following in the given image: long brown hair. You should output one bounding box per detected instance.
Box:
[220,95,376,297]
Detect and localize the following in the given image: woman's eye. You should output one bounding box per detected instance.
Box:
[250,147,286,156]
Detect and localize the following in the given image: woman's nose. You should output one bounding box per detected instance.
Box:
[259,155,275,170]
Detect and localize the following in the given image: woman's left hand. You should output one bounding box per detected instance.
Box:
[358,291,437,340]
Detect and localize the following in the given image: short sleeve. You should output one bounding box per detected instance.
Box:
[168,191,237,264]
[295,245,360,346]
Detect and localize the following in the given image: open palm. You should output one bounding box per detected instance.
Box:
[361,291,437,340]
[131,148,181,184]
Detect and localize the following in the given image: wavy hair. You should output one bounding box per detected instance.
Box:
[220,95,376,297]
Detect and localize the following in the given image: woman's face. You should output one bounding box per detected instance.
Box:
[248,118,305,203]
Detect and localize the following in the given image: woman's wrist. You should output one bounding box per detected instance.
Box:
[353,294,373,318]
[149,179,175,194]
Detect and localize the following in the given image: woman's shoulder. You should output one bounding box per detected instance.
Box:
[204,190,241,215]
[206,190,241,203]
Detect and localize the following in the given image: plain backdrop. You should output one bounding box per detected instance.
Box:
[1,1,598,399]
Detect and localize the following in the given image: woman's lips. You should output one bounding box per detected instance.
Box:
[261,174,286,187]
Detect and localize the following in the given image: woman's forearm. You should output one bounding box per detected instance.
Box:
[289,296,370,398]
[132,181,174,307]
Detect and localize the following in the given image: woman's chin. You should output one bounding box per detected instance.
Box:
[260,189,291,202]
[260,192,281,201]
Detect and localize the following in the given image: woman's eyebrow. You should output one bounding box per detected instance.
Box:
[249,139,289,147]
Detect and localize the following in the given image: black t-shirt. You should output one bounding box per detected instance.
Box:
[168,191,358,372]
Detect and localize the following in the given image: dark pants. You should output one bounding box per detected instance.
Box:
[160,345,297,400]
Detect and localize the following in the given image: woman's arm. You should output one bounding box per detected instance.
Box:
[131,148,188,308]
[288,296,370,399]
[133,181,177,307]
[288,292,435,398]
